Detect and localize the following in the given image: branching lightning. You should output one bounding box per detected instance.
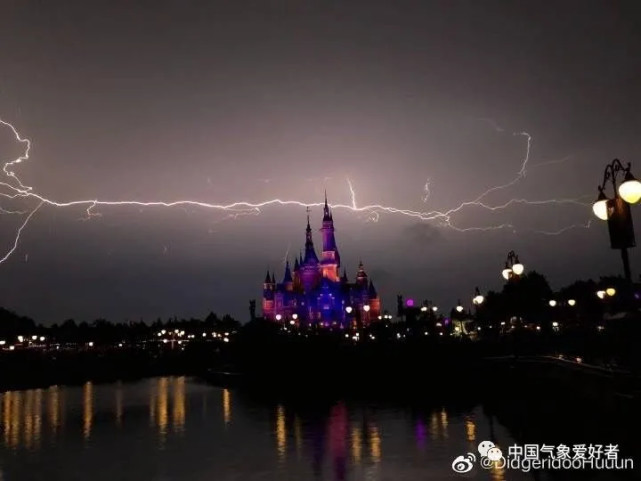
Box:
[0,117,590,264]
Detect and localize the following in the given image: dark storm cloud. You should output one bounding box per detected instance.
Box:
[0,0,640,323]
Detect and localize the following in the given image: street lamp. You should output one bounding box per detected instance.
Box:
[592,159,641,282]
[502,251,524,280]
[548,300,557,307]
[345,306,353,314]
[363,305,370,312]
[455,300,464,313]
[472,287,484,306]
[567,299,576,307]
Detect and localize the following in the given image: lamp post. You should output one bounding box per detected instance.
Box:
[363,304,370,325]
[502,251,524,280]
[472,287,484,327]
[592,159,641,282]
[472,287,484,307]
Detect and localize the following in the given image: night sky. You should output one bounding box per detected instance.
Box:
[0,1,640,324]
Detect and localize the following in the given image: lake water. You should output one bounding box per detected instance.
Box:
[0,376,607,480]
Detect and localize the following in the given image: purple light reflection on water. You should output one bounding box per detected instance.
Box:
[415,420,427,448]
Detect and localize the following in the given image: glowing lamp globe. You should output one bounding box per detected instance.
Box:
[596,290,606,299]
[420,306,428,312]
[568,299,576,307]
[502,267,512,280]
[455,305,464,313]
[275,314,282,321]
[606,287,616,297]
[548,300,557,307]
[618,172,641,204]
[592,191,609,220]
[473,295,484,305]
[512,262,524,276]
[363,305,371,312]
[406,299,414,307]
[432,306,438,312]
[345,306,353,314]
[292,313,298,320]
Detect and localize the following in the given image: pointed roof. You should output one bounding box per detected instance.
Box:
[323,190,332,221]
[356,260,368,284]
[303,210,319,265]
[264,270,271,283]
[282,260,293,283]
[368,280,377,297]
[293,257,299,270]
[341,268,348,283]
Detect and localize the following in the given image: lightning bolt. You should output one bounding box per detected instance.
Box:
[0,117,589,264]
[0,201,43,264]
[422,178,431,204]
[346,178,357,209]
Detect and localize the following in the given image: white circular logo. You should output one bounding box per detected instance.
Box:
[451,453,476,473]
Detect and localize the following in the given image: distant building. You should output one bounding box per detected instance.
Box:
[262,194,381,326]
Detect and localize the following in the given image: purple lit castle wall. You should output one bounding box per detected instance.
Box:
[262,194,382,326]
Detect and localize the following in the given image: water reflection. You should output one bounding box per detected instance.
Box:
[115,382,123,427]
[48,386,61,434]
[148,377,186,441]
[350,426,361,462]
[275,404,286,461]
[0,378,538,481]
[466,416,476,442]
[172,377,185,432]
[83,382,93,439]
[368,424,381,463]
[222,388,231,425]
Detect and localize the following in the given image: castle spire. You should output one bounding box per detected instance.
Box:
[264,270,271,283]
[323,190,332,221]
[303,207,319,265]
[356,260,368,286]
[282,260,293,283]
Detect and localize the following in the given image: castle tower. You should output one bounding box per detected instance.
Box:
[293,256,302,291]
[320,192,340,282]
[355,260,368,287]
[368,280,381,319]
[301,211,320,292]
[262,270,275,320]
[282,260,294,292]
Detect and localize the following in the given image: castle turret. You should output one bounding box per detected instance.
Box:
[368,280,381,319]
[293,257,302,291]
[282,260,294,291]
[356,260,368,287]
[341,268,348,283]
[301,212,320,291]
[262,270,275,320]
[320,192,340,281]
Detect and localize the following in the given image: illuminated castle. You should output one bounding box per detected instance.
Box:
[262,194,381,325]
